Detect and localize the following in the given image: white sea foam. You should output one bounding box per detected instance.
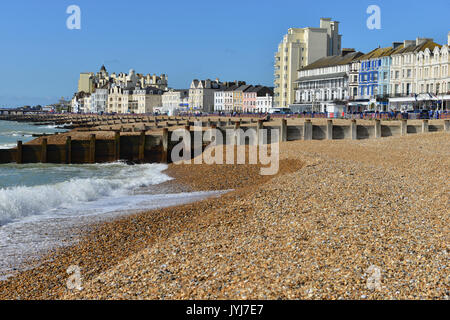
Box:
[0,189,227,280]
[0,163,172,225]
[0,143,16,149]
[3,131,34,137]
[0,160,228,279]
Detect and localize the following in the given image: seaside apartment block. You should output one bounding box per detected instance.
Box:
[274,18,342,108]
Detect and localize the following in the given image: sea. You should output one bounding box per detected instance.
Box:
[0,120,224,280]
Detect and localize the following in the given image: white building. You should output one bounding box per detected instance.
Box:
[256,92,274,113]
[107,85,163,114]
[91,88,108,114]
[189,79,222,112]
[162,89,189,114]
[214,90,225,112]
[292,49,363,114]
[389,34,449,110]
[123,86,164,114]
[71,92,91,113]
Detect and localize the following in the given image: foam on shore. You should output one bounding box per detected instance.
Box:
[0,161,227,279]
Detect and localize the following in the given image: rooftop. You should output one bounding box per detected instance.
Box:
[299,51,364,71]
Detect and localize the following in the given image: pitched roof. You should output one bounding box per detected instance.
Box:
[245,85,263,93]
[357,45,404,61]
[393,40,442,55]
[224,85,239,91]
[296,72,348,83]
[235,85,253,92]
[299,51,364,71]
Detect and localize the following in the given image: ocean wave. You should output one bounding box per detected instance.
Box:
[0,143,16,150]
[0,163,172,225]
[39,123,72,129]
[0,130,34,137]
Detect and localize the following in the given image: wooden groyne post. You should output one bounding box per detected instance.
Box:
[139,130,146,162]
[114,131,120,161]
[326,120,333,140]
[350,120,357,140]
[374,120,381,139]
[89,134,96,164]
[162,128,169,164]
[66,136,72,164]
[422,120,429,133]
[41,138,47,163]
[303,120,312,140]
[16,141,22,164]
[401,120,408,136]
[280,119,287,142]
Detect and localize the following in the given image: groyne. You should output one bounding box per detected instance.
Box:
[0,115,448,164]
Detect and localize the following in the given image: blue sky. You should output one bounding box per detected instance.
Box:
[0,0,449,107]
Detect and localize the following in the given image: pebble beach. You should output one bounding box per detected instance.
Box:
[0,132,448,300]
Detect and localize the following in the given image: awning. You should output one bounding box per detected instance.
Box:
[295,72,347,82]
[348,101,370,106]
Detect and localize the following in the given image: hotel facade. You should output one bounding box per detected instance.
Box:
[292,49,363,114]
[389,35,449,110]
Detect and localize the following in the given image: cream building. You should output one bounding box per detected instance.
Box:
[189,79,222,112]
[389,34,449,110]
[274,18,342,108]
[232,85,253,112]
[77,66,168,114]
[78,73,95,94]
[77,66,168,94]
[107,87,127,114]
[223,85,239,112]
[162,89,189,114]
[390,39,436,97]
[122,86,163,114]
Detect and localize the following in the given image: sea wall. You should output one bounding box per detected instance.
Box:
[0,118,448,164]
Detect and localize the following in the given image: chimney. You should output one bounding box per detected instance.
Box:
[404,40,415,47]
[448,31,450,46]
[416,37,433,46]
[320,17,331,28]
[341,48,355,56]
